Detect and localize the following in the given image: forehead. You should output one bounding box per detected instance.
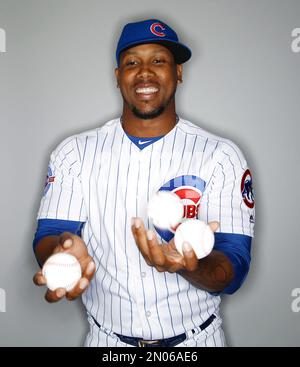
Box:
[120,43,174,58]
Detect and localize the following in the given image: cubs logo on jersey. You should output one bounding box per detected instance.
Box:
[156,175,206,242]
[241,169,254,209]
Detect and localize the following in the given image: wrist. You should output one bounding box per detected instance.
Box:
[35,235,60,267]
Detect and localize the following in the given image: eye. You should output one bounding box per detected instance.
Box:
[126,60,138,66]
[153,58,165,64]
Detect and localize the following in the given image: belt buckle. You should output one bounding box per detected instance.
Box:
[138,339,160,347]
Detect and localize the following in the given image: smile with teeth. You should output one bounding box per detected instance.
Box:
[136,87,159,94]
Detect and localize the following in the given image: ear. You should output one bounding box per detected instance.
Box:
[115,68,120,87]
[176,64,183,84]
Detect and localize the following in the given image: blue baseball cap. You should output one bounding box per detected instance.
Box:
[116,19,192,66]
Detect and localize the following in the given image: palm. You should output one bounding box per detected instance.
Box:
[157,239,187,272]
[53,235,91,272]
[162,240,184,262]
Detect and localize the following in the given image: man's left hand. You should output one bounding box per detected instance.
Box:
[131,217,219,273]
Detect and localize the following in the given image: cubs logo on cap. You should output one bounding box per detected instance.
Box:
[116,19,192,66]
[150,22,166,37]
[155,175,206,242]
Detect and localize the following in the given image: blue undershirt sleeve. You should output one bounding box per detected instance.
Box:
[32,218,85,254]
[210,232,252,295]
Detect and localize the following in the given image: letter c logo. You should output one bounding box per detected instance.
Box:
[150,23,166,37]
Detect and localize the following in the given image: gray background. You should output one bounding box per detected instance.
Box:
[0,0,299,347]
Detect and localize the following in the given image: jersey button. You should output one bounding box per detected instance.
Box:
[146,311,151,318]
[141,272,146,278]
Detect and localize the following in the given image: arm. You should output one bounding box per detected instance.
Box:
[177,232,252,293]
[177,250,234,292]
[32,137,93,302]
[131,218,252,294]
[131,218,233,293]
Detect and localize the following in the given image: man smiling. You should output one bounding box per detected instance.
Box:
[33,19,255,347]
[116,43,181,120]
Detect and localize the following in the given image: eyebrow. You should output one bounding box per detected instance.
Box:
[122,47,171,56]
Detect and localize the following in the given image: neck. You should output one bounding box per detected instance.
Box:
[121,103,178,138]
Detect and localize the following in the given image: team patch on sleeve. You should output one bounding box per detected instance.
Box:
[241,169,254,208]
[43,166,55,196]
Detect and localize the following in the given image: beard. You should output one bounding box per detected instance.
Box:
[124,89,176,120]
[131,104,166,120]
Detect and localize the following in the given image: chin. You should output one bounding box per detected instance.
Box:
[131,105,166,120]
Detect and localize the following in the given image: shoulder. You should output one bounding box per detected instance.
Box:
[178,117,248,169]
[68,118,119,148]
[53,118,120,156]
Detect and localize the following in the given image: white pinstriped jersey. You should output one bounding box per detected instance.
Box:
[37,117,255,341]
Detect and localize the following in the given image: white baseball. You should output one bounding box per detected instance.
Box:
[42,253,82,291]
[174,219,214,259]
[147,191,184,230]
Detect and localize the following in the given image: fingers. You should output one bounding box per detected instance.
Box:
[131,217,188,272]
[44,275,90,303]
[182,242,198,272]
[208,221,219,232]
[146,230,165,267]
[82,258,96,281]
[33,271,47,286]
[65,257,95,300]
[131,218,152,265]
[42,276,91,303]
[65,277,89,301]
[34,269,67,303]
[58,232,74,250]
[131,218,169,269]
[52,257,95,301]
[54,232,91,270]
[45,287,67,303]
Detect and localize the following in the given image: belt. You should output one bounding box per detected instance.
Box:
[92,314,216,347]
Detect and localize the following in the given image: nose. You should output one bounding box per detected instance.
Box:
[136,63,155,80]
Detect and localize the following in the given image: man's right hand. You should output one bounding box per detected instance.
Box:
[33,232,96,303]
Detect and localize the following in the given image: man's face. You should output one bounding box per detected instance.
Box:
[115,43,182,119]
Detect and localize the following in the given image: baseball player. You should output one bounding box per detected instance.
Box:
[33,19,255,347]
